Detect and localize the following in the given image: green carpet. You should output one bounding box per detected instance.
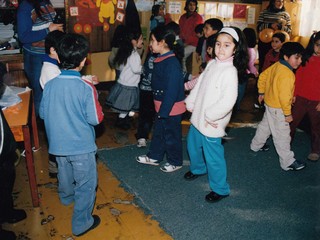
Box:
[97,127,320,240]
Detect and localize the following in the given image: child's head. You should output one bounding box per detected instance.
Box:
[194,23,204,38]
[203,18,223,38]
[280,42,304,69]
[271,32,286,52]
[214,27,248,76]
[206,34,216,58]
[150,25,183,63]
[57,33,89,71]
[114,28,142,66]
[45,30,65,59]
[166,21,180,36]
[242,28,257,48]
[184,0,198,13]
[151,4,165,18]
[128,29,143,49]
[302,31,320,65]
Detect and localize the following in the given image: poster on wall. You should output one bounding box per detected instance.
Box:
[233,4,247,19]
[66,0,125,52]
[168,1,181,14]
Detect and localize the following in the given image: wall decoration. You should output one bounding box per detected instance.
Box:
[66,0,125,52]
[233,4,247,19]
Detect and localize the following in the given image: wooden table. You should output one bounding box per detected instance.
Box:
[3,90,40,207]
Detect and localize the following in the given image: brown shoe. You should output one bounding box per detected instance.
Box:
[307,153,319,161]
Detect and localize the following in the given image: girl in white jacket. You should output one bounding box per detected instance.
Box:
[184,27,248,203]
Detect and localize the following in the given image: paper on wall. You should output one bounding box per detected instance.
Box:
[168,1,181,14]
[217,4,233,19]
[205,3,217,16]
[247,7,256,25]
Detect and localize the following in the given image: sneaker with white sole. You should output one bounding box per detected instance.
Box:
[137,138,147,148]
[160,163,182,173]
[286,160,306,171]
[136,155,159,166]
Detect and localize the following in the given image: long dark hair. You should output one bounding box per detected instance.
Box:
[212,27,249,79]
[301,31,320,66]
[114,28,142,66]
[152,25,184,65]
[266,0,286,12]
[150,5,161,20]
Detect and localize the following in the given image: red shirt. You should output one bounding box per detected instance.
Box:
[179,12,203,47]
[262,49,280,72]
[295,55,320,101]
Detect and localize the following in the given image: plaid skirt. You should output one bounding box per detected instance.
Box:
[106,82,139,113]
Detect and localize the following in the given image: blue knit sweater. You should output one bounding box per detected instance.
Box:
[40,70,104,155]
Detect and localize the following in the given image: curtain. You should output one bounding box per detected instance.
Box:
[299,0,320,37]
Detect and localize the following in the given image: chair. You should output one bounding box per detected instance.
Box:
[5,62,28,87]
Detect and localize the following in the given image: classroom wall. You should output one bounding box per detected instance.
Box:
[88,0,304,82]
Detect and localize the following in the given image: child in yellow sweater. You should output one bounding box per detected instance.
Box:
[250,42,305,171]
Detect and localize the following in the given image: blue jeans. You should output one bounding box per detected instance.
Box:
[187,125,230,195]
[148,114,183,166]
[56,152,98,235]
[23,51,43,116]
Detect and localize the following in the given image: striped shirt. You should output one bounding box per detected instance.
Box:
[257,9,291,34]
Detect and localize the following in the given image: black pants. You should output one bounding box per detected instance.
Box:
[136,90,155,139]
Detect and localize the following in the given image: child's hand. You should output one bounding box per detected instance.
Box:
[49,23,64,32]
[82,75,99,85]
[316,102,320,111]
[285,115,293,123]
[258,95,264,104]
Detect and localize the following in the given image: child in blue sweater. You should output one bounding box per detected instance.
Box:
[136,25,186,172]
[40,33,104,237]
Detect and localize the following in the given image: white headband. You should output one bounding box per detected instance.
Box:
[219,27,239,42]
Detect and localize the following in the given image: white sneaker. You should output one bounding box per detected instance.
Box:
[137,138,147,148]
[136,155,159,166]
[160,163,182,173]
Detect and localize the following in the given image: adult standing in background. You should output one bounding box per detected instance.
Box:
[256,0,291,73]
[17,0,63,116]
[179,0,203,73]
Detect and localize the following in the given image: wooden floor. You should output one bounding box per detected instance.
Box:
[2,79,262,240]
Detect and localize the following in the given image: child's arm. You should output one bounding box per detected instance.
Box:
[84,84,104,125]
[184,76,199,91]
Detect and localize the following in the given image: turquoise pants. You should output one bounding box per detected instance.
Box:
[187,125,230,195]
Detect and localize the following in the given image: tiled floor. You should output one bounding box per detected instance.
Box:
[3,77,264,239]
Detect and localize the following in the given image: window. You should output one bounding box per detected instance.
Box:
[299,0,320,37]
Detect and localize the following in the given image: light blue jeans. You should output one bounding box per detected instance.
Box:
[56,152,97,235]
[187,125,230,195]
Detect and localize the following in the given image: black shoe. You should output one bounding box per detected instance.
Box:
[0,229,16,240]
[74,215,100,237]
[184,171,203,181]
[287,160,306,171]
[205,191,229,203]
[259,144,270,151]
[3,209,27,224]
